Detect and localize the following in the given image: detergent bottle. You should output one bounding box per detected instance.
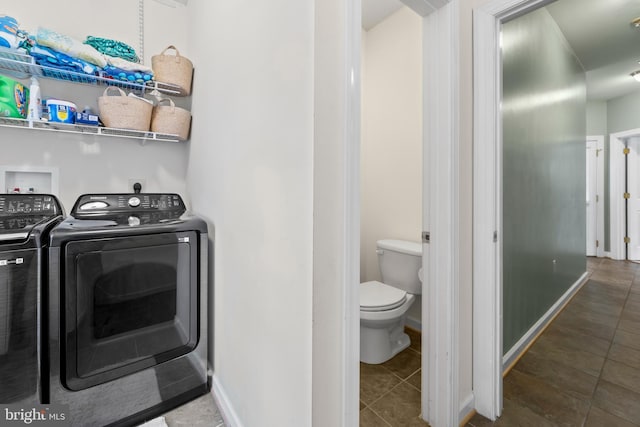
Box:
[27,76,41,121]
[0,74,28,118]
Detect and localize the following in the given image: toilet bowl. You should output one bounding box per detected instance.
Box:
[360,239,422,364]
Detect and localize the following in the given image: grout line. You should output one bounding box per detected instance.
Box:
[366,406,394,427]
[404,370,421,393]
[404,379,421,394]
[364,383,397,409]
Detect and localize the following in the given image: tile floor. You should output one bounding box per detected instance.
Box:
[360,327,428,426]
[147,257,640,427]
[468,257,640,427]
[143,392,225,427]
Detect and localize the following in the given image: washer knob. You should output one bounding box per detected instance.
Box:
[128,196,141,208]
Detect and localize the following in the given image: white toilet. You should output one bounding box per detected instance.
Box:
[360,239,422,364]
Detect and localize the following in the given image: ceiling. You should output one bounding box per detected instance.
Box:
[362,0,403,30]
[545,0,640,101]
[362,0,640,101]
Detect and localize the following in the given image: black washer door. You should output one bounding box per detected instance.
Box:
[62,232,198,391]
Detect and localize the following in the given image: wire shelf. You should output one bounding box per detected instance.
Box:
[0,48,184,95]
[0,117,183,143]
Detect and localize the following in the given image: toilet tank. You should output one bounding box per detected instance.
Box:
[376,239,422,295]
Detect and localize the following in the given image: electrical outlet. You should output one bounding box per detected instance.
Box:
[127,178,146,193]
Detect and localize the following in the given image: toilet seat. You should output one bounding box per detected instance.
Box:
[360,281,407,312]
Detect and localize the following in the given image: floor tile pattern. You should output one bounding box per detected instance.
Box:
[152,392,225,427]
[360,327,429,426]
[145,258,638,427]
[468,257,640,427]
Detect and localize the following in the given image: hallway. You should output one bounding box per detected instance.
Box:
[468,257,640,426]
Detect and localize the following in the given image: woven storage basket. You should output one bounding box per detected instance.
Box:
[98,87,152,131]
[152,45,193,95]
[151,98,191,140]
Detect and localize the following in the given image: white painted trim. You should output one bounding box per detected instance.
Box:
[472,4,502,421]
[502,272,588,369]
[211,375,244,427]
[312,0,360,425]
[586,136,603,257]
[586,135,606,258]
[609,129,640,260]
[610,134,625,260]
[344,0,361,424]
[604,251,611,259]
[472,0,551,420]
[423,2,459,425]
[459,393,476,424]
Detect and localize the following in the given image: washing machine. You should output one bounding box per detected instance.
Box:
[0,194,64,405]
[47,193,209,426]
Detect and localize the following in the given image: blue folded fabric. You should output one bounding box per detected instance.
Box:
[102,65,153,85]
[0,15,19,49]
[30,44,99,75]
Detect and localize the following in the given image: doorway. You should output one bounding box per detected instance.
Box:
[474,0,640,420]
[355,1,463,425]
[359,4,425,425]
[627,136,640,260]
[611,129,640,261]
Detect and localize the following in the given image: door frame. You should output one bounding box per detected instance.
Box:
[423,2,460,425]
[586,135,605,258]
[472,0,552,419]
[610,128,640,260]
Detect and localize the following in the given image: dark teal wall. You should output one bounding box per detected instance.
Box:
[502,8,587,355]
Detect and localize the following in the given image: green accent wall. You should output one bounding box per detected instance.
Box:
[502,8,587,355]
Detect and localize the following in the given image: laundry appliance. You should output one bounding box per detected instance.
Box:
[46,193,209,426]
[0,194,64,405]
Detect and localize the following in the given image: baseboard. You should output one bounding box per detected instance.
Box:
[503,271,588,371]
[405,316,422,331]
[604,251,611,259]
[211,374,243,427]
[458,393,475,426]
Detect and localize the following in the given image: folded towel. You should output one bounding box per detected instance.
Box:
[30,44,99,75]
[85,36,139,63]
[107,56,153,74]
[102,65,153,84]
[0,15,19,49]
[36,27,107,68]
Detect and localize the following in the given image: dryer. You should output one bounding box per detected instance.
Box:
[47,193,209,426]
[0,194,64,405]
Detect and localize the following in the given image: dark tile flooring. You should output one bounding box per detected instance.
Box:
[360,327,429,426]
[468,257,640,427]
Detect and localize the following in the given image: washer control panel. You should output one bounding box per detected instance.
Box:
[0,194,61,216]
[72,193,185,216]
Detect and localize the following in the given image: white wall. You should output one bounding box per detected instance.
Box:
[0,125,188,210]
[361,7,423,326]
[0,1,190,210]
[186,1,314,426]
[8,1,188,66]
